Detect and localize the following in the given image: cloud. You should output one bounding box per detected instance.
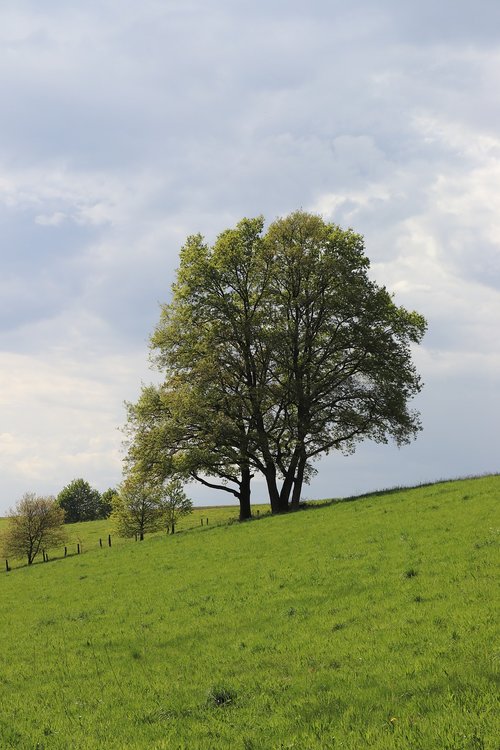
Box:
[0,343,153,505]
[0,0,499,511]
[35,211,67,226]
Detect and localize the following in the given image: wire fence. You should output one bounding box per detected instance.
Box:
[3,508,269,572]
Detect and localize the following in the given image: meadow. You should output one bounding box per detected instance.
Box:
[0,476,498,749]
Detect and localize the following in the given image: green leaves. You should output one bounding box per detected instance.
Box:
[126,210,427,513]
[1,493,66,565]
[57,479,105,523]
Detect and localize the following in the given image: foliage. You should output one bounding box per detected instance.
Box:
[0,476,498,748]
[1,492,66,565]
[100,487,118,519]
[127,211,426,515]
[161,477,193,534]
[111,476,164,540]
[57,478,104,523]
[0,504,254,565]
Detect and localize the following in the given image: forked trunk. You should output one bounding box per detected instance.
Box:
[263,465,281,514]
[278,447,301,512]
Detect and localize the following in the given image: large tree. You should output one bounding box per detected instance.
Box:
[262,211,426,509]
[1,493,66,565]
[126,211,426,514]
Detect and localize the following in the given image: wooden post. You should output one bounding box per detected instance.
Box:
[77,543,80,555]
[108,534,111,547]
[5,559,10,572]
[201,518,203,526]
[206,518,209,525]
[64,546,67,557]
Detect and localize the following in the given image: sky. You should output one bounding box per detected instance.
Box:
[1,0,499,513]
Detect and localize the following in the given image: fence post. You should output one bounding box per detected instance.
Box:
[200,518,203,526]
[5,559,9,572]
[99,538,103,548]
[77,543,80,555]
[64,546,67,557]
[206,518,209,525]
[108,534,112,547]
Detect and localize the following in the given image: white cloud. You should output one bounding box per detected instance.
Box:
[1,0,500,510]
[0,343,153,507]
[35,211,66,226]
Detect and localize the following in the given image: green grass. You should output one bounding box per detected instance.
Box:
[0,504,269,567]
[1,476,498,749]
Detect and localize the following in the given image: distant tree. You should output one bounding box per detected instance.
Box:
[111,476,164,541]
[57,478,102,523]
[161,477,193,534]
[1,492,66,565]
[99,487,118,519]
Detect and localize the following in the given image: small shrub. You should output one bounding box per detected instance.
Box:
[405,568,418,578]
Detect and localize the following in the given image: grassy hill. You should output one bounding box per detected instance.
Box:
[0,476,498,749]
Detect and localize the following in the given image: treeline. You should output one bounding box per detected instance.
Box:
[56,478,117,522]
[1,478,193,568]
[0,479,116,567]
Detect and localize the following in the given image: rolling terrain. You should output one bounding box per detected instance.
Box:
[1,476,498,749]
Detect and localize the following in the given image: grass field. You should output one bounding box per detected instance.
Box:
[0,504,271,567]
[0,476,498,749]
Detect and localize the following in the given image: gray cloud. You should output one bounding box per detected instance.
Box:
[0,0,499,511]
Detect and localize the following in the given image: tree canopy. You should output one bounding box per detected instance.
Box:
[125,211,426,516]
[57,478,109,522]
[111,475,192,540]
[162,477,193,534]
[1,493,66,565]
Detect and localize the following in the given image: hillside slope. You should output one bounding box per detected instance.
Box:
[1,476,498,749]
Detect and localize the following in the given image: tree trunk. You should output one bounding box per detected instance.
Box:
[139,531,144,541]
[262,465,281,513]
[239,466,252,521]
[291,453,306,507]
[277,447,301,512]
